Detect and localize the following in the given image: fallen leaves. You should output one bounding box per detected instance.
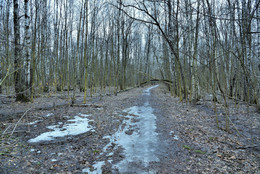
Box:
[154,85,259,173]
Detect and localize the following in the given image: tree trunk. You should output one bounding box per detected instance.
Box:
[30,0,38,101]
[13,0,29,102]
[191,0,200,102]
[83,0,89,104]
[24,0,31,97]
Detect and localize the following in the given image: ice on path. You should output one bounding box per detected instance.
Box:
[83,85,160,173]
[114,104,160,171]
[144,85,159,95]
[28,113,94,143]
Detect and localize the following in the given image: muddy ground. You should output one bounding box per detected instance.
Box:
[0,84,259,173]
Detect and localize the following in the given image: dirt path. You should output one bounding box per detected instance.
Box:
[82,85,179,173]
[0,84,259,173]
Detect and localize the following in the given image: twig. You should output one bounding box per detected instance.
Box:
[2,124,12,135]
[9,107,33,139]
[228,116,243,137]
[0,65,11,86]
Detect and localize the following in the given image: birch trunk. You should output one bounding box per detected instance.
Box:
[24,0,30,96]
[83,0,89,104]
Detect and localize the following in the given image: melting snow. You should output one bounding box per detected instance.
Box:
[28,113,94,143]
[27,120,42,125]
[173,135,179,140]
[144,85,159,95]
[83,85,160,173]
[45,113,54,117]
[82,161,105,174]
[170,131,179,140]
[113,104,159,172]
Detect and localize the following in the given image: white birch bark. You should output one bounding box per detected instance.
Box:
[24,0,30,88]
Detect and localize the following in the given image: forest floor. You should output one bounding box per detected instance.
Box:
[0,84,259,173]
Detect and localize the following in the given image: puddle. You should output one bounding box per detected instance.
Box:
[28,113,94,143]
[83,85,160,173]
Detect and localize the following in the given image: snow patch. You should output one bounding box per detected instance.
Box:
[143,85,159,95]
[173,135,179,140]
[170,131,179,140]
[27,120,42,125]
[113,105,159,171]
[82,85,160,173]
[28,113,94,143]
[82,161,105,174]
[45,113,54,117]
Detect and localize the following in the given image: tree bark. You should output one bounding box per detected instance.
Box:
[13,0,29,102]
[24,0,31,97]
[83,0,89,104]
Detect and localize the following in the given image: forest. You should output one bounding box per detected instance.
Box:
[0,0,259,173]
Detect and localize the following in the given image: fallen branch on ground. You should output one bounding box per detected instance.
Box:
[72,104,103,108]
[9,107,33,138]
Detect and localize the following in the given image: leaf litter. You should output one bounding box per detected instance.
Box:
[0,85,259,173]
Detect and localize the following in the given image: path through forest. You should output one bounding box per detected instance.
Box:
[83,85,177,173]
[0,84,259,173]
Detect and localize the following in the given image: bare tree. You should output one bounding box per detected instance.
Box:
[24,0,30,97]
[83,0,89,104]
[13,0,29,102]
